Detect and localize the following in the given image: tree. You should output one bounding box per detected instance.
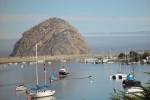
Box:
[129,51,139,62]
[141,52,150,59]
[118,53,126,59]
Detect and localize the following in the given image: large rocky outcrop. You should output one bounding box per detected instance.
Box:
[10,17,90,56]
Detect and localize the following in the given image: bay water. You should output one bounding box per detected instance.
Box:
[0,61,150,100]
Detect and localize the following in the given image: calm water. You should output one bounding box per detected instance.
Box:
[0,61,150,100]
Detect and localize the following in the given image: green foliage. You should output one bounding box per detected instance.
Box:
[118,53,126,59]
[129,51,139,62]
[141,52,150,59]
[118,51,150,62]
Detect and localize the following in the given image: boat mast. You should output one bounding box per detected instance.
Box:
[44,56,46,84]
[36,44,39,87]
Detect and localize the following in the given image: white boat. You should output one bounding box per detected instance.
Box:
[22,62,26,64]
[48,61,51,64]
[110,64,127,80]
[30,62,34,65]
[126,87,143,93]
[110,73,127,80]
[29,44,55,98]
[16,84,27,91]
[38,60,44,63]
[126,87,143,97]
[14,62,18,65]
[8,62,12,65]
[16,65,26,91]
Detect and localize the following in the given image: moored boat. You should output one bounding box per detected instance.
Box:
[16,84,27,91]
[110,73,127,80]
[29,44,55,98]
[122,74,141,88]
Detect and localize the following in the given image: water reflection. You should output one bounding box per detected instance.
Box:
[31,96,55,100]
[15,90,26,95]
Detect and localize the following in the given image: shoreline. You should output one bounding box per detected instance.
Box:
[0,50,148,64]
[0,52,119,64]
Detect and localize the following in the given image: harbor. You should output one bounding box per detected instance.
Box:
[0,50,148,64]
[0,48,150,100]
[0,60,150,100]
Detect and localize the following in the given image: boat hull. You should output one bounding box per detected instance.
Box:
[126,87,143,93]
[16,85,27,91]
[126,87,143,97]
[110,73,127,80]
[29,90,55,98]
[59,71,69,75]
[122,80,141,88]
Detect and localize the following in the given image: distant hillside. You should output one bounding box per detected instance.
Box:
[10,17,90,56]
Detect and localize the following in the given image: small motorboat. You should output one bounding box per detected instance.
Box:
[59,68,69,76]
[16,84,27,91]
[59,60,69,78]
[49,75,57,82]
[59,68,69,78]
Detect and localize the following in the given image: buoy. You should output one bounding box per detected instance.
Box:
[27,95,30,100]
[21,65,24,68]
[88,76,92,79]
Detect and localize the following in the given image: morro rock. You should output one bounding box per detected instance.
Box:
[10,17,90,56]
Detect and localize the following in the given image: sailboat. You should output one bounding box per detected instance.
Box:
[110,63,127,80]
[16,65,27,91]
[29,44,55,98]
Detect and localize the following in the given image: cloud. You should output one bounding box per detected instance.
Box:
[62,15,150,23]
[143,25,150,27]
[0,14,50,23]
[0,14,150,24]
[83,31,150,37]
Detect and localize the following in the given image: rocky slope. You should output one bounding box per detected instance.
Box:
[10,17,90,56]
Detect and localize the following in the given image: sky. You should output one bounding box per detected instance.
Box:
[0,0,150,39]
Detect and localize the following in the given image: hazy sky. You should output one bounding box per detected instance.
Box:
[0,0,150,39]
